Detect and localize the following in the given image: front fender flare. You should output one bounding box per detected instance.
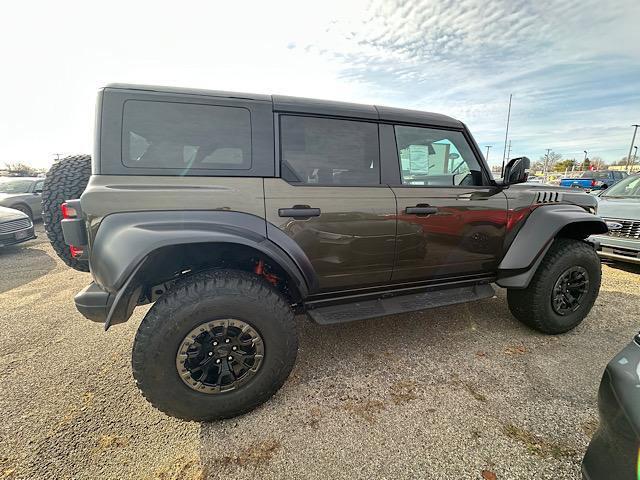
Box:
[497,205,607,288]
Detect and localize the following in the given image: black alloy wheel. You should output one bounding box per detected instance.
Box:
[551,266,590,316]
[176,319,264,394]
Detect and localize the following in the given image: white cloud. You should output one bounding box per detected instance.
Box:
[0,0,638,168]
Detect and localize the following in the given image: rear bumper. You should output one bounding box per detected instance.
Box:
[74,282,112,323]
[0,225,36,247]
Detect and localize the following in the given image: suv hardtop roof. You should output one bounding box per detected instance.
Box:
[105,83,462,128]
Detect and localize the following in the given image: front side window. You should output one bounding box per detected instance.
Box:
[122,100,251,170]
[280,116,380,185]
[394,125,482,186]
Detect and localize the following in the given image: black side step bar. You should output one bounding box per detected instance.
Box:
[307,284,495,325]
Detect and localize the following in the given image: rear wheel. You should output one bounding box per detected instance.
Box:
[42,154,91,271]
[132,270,298,421]
[507,238,601,334]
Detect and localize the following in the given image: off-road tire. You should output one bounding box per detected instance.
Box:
[42,154,91,271]
[132,269,298,421]
[507,238,601,334]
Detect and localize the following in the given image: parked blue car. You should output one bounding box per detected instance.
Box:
[560,170,627,191]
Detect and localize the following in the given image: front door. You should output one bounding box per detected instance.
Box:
[386,124,508,282]
[264,115,396,292]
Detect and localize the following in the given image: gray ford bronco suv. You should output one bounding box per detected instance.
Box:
[53,84,607,421]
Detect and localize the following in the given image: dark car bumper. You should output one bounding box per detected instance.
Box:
[582,336,640,480]
[0,225,36,247]
[588,234,640,265]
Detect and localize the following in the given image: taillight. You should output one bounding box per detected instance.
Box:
[62,202,82,257]
[61,202,77,219]
[591,179,597,187]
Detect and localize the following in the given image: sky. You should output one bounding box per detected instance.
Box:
[1,0,639,169]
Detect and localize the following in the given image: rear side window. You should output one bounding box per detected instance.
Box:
[122,100,251,170]
[280,115,380,185]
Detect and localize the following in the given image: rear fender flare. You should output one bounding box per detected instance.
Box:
[91,210,318,297]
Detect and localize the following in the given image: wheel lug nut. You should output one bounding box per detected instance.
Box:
[213,341,218,346]
[225,339,230,343]
[232,346,237,351]
[228,356,233,361]
[215,359,221,364]
[208,352,213,356]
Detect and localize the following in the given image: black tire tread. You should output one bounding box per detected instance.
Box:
[42,155,91,271]
[507,238,601,334]
[131,269,297,421]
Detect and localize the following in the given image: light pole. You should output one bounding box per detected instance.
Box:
[485,145,492,162]
[501,94,513,177]
[633,146,638,170]
[627,125,639,173]
[583,150,588,170]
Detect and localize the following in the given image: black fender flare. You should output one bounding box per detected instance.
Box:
[89,210,319,326]
[496,204,607,288]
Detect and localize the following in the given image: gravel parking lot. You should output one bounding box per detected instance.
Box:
[1,224,639,480]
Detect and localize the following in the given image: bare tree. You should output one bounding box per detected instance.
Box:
[3,162,41,176]
[589,156,608,170]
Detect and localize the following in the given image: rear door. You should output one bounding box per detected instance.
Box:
[264,115,396,292]
[381,124,508,282]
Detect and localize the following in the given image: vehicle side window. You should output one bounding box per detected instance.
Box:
[121,100,252,170]
[394,125,482,186]
[280,115,380,186]
[34,180,44,192]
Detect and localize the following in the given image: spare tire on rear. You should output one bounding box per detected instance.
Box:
[42,154,92,272]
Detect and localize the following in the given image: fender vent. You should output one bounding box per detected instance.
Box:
[535,191,563,204]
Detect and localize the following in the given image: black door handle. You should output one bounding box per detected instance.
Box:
[278,205,321,218]
[405,205,438,216]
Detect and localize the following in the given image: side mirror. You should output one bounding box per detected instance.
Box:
[34,189,43,195]
[502,157,530,185]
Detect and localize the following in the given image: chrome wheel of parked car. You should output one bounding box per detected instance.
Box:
[551,266,589,316]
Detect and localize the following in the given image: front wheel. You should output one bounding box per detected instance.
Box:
[507,238,601,334]
[132,270,298,421]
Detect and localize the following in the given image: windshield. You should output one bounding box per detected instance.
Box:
[601,175,640,197]
[0,178,32,193]
[580,171,609,180]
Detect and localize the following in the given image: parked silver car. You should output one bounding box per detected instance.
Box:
[589,174,640,264]
[0,177,45,220]
[0,205,36,247]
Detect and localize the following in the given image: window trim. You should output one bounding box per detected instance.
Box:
[277,113,384,187]
[120,99,253,172]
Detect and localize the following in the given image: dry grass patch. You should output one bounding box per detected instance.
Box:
[503,424,577,460]
[216,438,281,467]
[151,453,205,480]
[389,380,420,405]
[342,399,386,423]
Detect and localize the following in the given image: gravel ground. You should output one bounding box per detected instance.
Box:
[1,224,639,479]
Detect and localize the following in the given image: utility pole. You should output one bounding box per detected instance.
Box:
[501,94,513,177]
[485,145,492,162]
[543,148,551,183]
[627,125,639,173]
